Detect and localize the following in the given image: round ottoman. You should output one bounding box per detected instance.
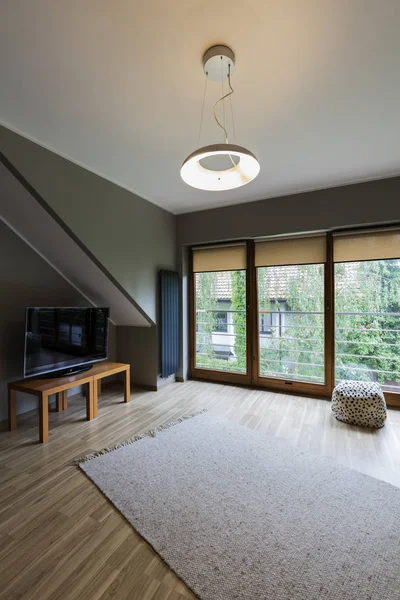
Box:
[331,380,387,428]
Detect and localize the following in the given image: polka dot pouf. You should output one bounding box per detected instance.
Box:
[331,380,387,429]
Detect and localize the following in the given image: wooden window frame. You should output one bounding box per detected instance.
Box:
[188,229,400,407]
[251,235,332,398]
[189,242,252,385]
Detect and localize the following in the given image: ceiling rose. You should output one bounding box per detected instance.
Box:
[180,45,260,192]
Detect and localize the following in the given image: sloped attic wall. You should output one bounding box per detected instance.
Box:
[0,219,117,420]
[0,125,177,388]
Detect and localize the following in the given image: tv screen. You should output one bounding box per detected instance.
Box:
[24,307,109,378]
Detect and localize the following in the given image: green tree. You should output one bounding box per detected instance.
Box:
[258,259,399,388]
[335,259,400,386]
[195,259,400,389]
[195,270,247,373]
[258,264,324,382]
[195,272,218,369]
[230,270,247,372]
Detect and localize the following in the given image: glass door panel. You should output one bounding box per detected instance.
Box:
[195,270,247,374]
[335,259,400,393]
[257,264,325,384]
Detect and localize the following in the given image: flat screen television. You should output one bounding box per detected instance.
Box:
[24,307,110,378]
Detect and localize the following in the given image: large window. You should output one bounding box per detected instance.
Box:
[193,245,248,376]
[190,229,400,403]
[334,230,400,393]
[255,236,326,387]
[258,264,325,384]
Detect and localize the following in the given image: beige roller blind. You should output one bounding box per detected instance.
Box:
[334,230,400,263]
[193,244,247,272]
[255,235,326,267]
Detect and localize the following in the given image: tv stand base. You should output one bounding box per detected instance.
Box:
[39,364,93,379]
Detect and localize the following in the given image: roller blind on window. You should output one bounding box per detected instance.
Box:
[192,244,247,273]
[334,230,400,263]
[255,235,326,267]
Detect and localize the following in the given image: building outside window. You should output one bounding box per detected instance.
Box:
[259,312,272,334]
[214,311,228,332]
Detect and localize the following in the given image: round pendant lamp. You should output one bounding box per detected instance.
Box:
[180,45,260,191]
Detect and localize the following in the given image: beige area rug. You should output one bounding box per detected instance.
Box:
[79,412,400,600]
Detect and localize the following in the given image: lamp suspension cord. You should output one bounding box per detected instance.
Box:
[213,63,236,166]
[197,74,208,148]
[221,60,227,143]
[213,63,234,144]
[229,67,236,142]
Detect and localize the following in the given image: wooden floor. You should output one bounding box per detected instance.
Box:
[1,380,400,600]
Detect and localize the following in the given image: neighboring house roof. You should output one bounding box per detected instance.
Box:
[257,265,300,300]
[214,266,300,301]
[214,272,231,301]
[196,262,361,302]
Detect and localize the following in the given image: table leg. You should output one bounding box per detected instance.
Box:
[62,390,68,410]
[86,380,94,421]
[39,393,49,443]
[93,379,99,418]
[97,379,102,396]
[124,367,131,403]
[56,392,63,412]
[8,389,17,431]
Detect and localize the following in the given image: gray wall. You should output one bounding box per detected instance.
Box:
[0,219,116,421]
[177,176,400,246]
[0,125,177,388]
[117,326,158,389]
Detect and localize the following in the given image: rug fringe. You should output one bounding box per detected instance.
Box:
[74,409,207,465]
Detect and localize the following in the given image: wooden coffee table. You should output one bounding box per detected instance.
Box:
[8,361,130,443]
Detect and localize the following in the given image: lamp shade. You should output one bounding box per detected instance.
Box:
[180,143,260,191]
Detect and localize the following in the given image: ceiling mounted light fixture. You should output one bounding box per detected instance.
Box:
[180,45,260,192]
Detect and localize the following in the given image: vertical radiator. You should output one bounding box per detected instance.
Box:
[160,269,180,378]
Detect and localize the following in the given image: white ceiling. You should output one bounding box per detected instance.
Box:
[1,1,400,215]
